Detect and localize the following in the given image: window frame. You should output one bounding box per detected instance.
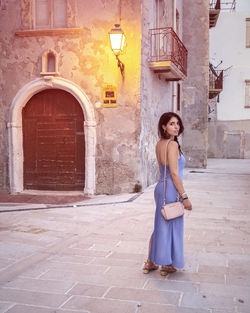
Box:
[246,18,250,48]
[245,80,250,108]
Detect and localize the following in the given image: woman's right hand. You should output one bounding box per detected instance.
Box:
[183,198,192,211]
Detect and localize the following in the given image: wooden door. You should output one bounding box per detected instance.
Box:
[22,89,85,190]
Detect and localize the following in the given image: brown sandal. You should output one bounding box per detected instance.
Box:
[160,265,177,276]
[142,260,159,274]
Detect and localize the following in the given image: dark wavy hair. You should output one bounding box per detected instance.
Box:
[158,112,184,152]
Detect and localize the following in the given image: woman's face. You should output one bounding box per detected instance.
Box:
[163,116,180,138]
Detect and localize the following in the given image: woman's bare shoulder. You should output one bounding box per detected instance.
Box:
[168,140,178,150]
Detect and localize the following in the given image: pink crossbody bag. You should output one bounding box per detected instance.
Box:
[161,140,184,221]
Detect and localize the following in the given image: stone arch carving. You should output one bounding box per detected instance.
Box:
[8,76,96,194]
[40,49,59,76]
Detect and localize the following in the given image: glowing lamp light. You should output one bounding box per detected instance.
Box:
[109,23,125,76]
[109,24,125,55]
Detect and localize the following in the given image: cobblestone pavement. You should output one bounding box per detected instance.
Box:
[0,159,250,313]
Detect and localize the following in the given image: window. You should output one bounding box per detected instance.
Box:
[246,18,250,48]
[35,0,67,29]
[40,49,59,75]
[155,0,164,28]
[245,80,250,107]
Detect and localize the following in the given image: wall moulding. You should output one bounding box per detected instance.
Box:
[15,28,83,37]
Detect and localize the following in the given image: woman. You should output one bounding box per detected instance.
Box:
[143,112,192,276]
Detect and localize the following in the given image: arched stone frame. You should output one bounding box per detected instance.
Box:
[8,76,96,195]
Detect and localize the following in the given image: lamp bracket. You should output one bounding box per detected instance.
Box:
[116,54,124,77]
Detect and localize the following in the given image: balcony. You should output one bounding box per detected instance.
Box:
[209,0,221,28]
[149,27,188,81]
[209,67,223,99]
[209,0,236,28]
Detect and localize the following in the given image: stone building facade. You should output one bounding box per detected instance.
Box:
[182,0,209,168]
[0,0,208,195]
[209,0,250,159]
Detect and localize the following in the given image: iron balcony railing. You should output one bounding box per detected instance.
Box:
[209,68,223,99]
[149,27,188,76]
[209,0,236,11]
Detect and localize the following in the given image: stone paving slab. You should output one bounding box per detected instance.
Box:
[137,303,211,313]
[4,277,75,294]
[0,288,69,308]
[62,296,137,313]
[67,283,109,297]
[144,279,199,293]
[180,292,235,310]
[2,305,89,313]
[0,159,250,313]
[104,286,180,305]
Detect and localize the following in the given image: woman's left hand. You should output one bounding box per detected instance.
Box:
[183,198,192,211]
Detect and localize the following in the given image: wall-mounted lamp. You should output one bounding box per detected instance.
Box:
[109,23,125,76]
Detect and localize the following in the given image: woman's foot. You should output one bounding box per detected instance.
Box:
[160,265,177,276]
[142,260,159,274]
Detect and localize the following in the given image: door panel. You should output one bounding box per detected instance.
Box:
[224,133,241,159]
[22,89,85,190]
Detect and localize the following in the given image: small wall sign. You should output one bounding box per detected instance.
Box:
[102,84,117,107]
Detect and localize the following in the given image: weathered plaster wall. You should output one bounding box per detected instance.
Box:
[208,120,250,159]
[0,1,22,190]
[0,0,142,194]
[75,0,142,194]
[182,0,209,168]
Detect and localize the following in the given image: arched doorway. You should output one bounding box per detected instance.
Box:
[22,89,85,190]
[8,77,96,194]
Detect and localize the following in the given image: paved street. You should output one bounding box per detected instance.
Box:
[0,159,250,313]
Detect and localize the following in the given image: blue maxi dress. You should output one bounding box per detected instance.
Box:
[149,154,186,267]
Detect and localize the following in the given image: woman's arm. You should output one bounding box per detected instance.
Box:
[167,141,192,210]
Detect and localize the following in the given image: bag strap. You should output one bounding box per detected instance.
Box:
[163,140,179,205]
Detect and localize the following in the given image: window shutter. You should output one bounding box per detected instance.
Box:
[53,0,67,28]
[35,0,50,28]
[245,81,250,107]
[246,18,250,48]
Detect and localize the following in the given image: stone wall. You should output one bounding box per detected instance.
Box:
[0,0,142,194]
[208,120,250,159]
[182,0,209,168]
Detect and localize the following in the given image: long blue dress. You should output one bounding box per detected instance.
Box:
[149,154,186,267]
